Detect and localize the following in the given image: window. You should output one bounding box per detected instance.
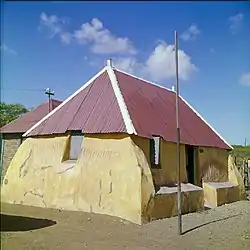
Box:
[150,136,161,168]
[69,134,83,160]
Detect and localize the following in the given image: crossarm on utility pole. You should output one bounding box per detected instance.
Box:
[45,88,55,113]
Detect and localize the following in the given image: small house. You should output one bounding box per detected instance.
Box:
[2,61,241,224]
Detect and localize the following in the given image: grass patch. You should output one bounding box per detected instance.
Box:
[232,145,250,159]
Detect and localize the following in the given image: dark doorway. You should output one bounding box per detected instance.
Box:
[186,145,195,184]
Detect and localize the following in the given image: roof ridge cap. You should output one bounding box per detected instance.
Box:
[106,65,137,135]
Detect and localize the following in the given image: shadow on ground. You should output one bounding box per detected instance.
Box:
[1,213,56,232]
[183,214,241,235]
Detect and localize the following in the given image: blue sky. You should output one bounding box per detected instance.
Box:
[1,1,250,145]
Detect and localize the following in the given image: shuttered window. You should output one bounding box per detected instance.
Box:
[150,136,161,168]
[69,135,83,160]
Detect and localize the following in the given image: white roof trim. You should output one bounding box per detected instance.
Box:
[114,67,232,149]
[23,66,108,137]
[107,66,137,135]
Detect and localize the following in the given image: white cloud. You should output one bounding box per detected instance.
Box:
[239,72,250,86]
[145,42,197,81]
[113,41,197,83]
[181,24,200,42]
[60,32,72,45]
[229,13,244,34]
[74,18,136,55]
[1,44,17,55]
[113,57,142,74]
[39,14,136,53]
[40,12,63,37]
[38,14,197,83]
[39,12,71,45]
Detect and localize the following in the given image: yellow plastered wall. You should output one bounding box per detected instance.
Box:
[73,133,143,224]
[1,135,69,207]
[1,133,155,224]
[197,147,229,183]
[203,182,240,207]
[131,136,205,220]
[228,155,246,200]
[160,140,187,184]
[130,138,155,223]
[132,136,187,185]
[202,183,217,206]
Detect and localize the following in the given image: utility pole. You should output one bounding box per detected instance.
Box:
[175,30,182,235]
[45,88,54,113]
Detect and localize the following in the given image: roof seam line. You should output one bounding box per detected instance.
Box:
[107,66,137,135]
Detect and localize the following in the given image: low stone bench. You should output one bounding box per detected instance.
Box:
[203,182,240,207]
[150,183,204,220]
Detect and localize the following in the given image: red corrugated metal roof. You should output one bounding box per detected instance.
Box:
[28,71,126,136]
[0,99,62,133]
[24,66,231,150]
[114,70,230,149]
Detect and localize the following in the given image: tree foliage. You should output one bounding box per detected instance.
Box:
[0,101,29,127]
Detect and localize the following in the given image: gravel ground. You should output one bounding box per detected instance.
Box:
[1,200,250,250]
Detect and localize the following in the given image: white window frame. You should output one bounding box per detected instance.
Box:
[150,136,161,168]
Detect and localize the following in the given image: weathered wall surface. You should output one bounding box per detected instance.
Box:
[72,134,144,224]
[1,134,153,224]
[160,141,187,184]
[1,135,69,206]
[130,137,155,223]
[197,147,229,184]
[132,136,230,186]
[228,155,246,200]
[132,136,187,185]
[2,133,231,224]
[1,133,22,183]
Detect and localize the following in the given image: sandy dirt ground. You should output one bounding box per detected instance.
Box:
[1,200,250,250]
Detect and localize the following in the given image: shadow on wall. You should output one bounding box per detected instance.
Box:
[1,214,56,232]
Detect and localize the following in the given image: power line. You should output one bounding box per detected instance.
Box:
[1,88,48,92]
